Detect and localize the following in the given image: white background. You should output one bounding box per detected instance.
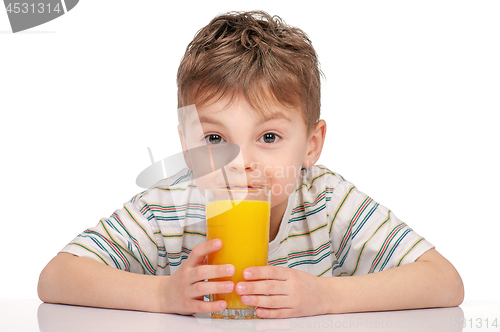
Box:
[1,0,499,310]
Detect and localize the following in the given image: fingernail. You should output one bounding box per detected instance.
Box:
[214,239,222,248]
[243,270,252,279]
[241,295,250,304]
[226,265,235,275]
[226,283,234,291]
[235,284,245,293]
[219,301,226,309]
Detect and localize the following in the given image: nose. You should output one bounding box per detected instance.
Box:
[226,146,257,173]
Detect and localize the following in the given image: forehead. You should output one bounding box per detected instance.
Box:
[190,94,298,124]
[195,109,294,127]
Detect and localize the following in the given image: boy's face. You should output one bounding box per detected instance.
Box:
[179,94,324,220]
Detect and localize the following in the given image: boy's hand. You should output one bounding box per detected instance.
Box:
[235,265,329,318]
[160,239,235,315]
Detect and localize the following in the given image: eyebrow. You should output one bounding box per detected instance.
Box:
[192,111,291,127]
[192,115,226,128]
[259,111,292,123]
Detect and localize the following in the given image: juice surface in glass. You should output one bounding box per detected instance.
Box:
[206,199,270,310]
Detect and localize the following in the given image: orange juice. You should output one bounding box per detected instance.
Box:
[206,199,270,309]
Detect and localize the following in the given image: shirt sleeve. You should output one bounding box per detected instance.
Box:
[329,181,434,276]
[59,192,165,275]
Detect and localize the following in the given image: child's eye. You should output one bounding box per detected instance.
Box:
[259,132,281,144]
[204,134,226,145]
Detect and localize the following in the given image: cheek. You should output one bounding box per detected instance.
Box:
[193,170,221,196]
[262,163,303,199]
[261,156,303,181]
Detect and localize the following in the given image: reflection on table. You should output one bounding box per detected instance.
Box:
[38,303,464,332]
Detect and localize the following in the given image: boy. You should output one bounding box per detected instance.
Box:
[38,11,464,318]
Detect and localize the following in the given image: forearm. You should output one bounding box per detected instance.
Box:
[324,249,464,314]
[38,252,167,313]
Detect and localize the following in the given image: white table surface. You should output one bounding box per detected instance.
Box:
[0,299,498,332]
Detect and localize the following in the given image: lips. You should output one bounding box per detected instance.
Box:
[221,184,270,190]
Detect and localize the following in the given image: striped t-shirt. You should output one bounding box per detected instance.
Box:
[60,165,434,277]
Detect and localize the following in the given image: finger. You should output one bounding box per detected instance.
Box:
[235,280,286,295]
[189,264,235,284]
[240,294,290,309]
[188,280,234,298]
[255,307,294,319]
[190,299,228,314]
[243,265,289,281]
[185,239,222,267]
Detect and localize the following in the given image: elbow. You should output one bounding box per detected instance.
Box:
[37,264,50,302]
[421,249,464,307]
[450,270,465,307]
[37,253,71,303]
[422,249,464,307]
[439,262,464,307]
[38,259,57,303]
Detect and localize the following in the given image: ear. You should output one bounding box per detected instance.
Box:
[302,120,326,168]
[178,124,192,169]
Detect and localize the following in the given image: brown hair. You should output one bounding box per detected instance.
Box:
[177,11,322,134]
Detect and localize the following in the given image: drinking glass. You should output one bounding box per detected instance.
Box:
[205,187,271,319]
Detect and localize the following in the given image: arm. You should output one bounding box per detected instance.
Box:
[323,248,464,314]
[38,252,167,312]
[38,239,236,315]
[236,248,464,318]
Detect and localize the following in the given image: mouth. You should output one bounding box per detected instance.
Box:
[211,183,270,191]
[226,185,266,190]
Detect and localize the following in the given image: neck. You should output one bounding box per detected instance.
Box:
[269,198,288,242]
